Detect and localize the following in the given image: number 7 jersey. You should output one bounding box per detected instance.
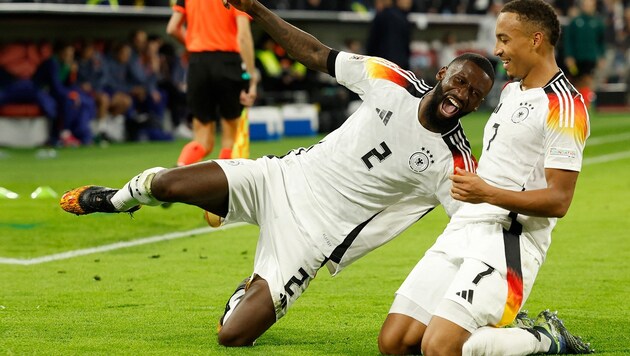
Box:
[450,71,590,263]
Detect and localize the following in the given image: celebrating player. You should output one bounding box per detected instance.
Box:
[59,0,494,347]
[377,0,593,355]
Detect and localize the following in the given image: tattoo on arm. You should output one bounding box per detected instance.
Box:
[250,1,331,73]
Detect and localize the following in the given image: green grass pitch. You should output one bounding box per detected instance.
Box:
[1,111,629,355]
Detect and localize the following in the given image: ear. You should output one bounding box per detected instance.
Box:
[435,66,448,81]
[532,31,544,48]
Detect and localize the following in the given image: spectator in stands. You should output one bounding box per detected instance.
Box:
[436,31,459,68]
[104,41,171,142]
[255,34,308,103]
[138,34,169,133]
[563,0,606,108]
[37,41,98,146]
[365,0,413,70]
[78,40,118,142]
[157,42,190,138]
[0,41,59,145]
[78,41,134,142]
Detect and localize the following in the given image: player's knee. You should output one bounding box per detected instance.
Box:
[421,333,463,356]
[150,169,181,201]
[217,327,254,347]
[378,328,419,355]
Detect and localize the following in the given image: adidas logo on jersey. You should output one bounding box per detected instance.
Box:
[375,108,393,126]
[456,289,474,304]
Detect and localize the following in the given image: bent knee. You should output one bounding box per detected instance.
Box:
[378,325,422,355]
[422,332,467,356]
[217,328,255,347]
[378,334,420,355]
[150,169,183,201]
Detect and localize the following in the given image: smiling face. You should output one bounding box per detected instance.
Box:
[425,60,493,130]
[494,12,537,81]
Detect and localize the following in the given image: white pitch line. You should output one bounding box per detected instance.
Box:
[583,150,630,165]
[587,132,630,146]
[0,223,246,266]
[3,142,630,266]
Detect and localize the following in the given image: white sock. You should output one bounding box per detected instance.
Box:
[463,326,551,356]
[111,167,166,211]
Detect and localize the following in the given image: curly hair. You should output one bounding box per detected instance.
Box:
[501,0,561,46]
[451,53,495,83]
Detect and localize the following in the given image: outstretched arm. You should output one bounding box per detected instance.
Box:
[223,0,331,74]
[450,167,578,218]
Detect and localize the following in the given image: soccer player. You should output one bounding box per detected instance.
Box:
[59,0,494,346]
[377,0,593,355]
[166,0,257,164]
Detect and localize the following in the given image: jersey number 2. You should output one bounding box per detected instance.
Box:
[361,142,392,169]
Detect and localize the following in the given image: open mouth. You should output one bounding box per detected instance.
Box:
[440,96,462,118]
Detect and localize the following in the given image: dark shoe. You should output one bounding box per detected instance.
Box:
[217,277,251,332]
[534,310,594,354]
[60,185,139,215]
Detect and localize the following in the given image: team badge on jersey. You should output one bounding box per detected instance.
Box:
[409,147,434,173]
[511,102,534,123]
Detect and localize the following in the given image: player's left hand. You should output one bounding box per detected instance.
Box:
[450,167,493,204]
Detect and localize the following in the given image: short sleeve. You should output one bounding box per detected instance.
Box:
[543,93,590,172]
[334,51,431,100]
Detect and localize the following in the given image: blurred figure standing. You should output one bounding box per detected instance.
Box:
[365,0,413,70]
[166,0,257,164]
[563,0,606,109]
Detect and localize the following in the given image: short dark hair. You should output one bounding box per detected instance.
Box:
[451,52,495,83]
[501,0,561,46]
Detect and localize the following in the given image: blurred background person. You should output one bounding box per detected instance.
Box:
[166,0,257,165]
[365,0,413,70]
[563,0,606,109]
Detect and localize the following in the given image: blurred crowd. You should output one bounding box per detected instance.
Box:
[0,31,186,146]
[1,0,629,147]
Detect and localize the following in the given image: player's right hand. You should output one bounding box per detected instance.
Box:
[222,0,253,12]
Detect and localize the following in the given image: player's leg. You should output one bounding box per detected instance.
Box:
[218,117,239,159]
[421,313,472,356]
[177,53,217,166]
[378,250,460,354]
[462,310,594,355]
[176,118,215,166]
[218,196,325,347]
[216,57,245,160]
[379,311,426,354]
[60,161,230,216]
[217,276,276,346]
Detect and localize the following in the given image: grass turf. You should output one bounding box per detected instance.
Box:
[0,111,629,355]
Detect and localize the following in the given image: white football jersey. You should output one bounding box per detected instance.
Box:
[444,71,590,264]
[277,51,476,269]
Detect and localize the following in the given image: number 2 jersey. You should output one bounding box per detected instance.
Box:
[437,71,590,267]
[267,51,476,274]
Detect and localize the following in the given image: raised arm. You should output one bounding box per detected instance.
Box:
[223,0,331,74]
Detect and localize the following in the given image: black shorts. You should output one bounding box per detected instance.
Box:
[187,51,245,123]
[575,60,597,78]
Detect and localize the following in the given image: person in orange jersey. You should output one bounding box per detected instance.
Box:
[166,0,257,164]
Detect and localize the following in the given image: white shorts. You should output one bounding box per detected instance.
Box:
[392,222,540,333]
[215,158,327,320]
